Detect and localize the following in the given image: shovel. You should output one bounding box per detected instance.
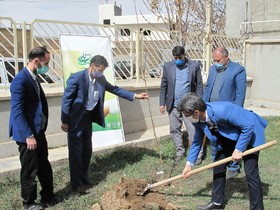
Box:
[139,140,277,196]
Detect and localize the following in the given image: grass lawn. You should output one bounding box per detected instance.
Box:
[0,116,279,209]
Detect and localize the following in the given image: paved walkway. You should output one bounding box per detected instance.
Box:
[0,106,279,176]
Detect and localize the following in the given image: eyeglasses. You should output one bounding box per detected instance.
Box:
[173,56,184,60]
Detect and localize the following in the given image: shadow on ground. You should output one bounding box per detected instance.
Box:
[54,146,160,201]
[191,176,270,206]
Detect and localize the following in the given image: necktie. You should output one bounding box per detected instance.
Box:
[87,80,99,111]
[34,78,46,130]
[34,79,40,97]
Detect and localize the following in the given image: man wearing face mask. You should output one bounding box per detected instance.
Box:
[159,46,203,163]
[179,93,266,210]
[61,55,149,194]
[9,46,57,210]
[202,46,246,178]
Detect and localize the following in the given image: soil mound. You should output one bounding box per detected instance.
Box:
[100,177,177,210]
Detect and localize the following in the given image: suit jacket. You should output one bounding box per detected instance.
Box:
[9,68,48,143]
[159,59,203,113]
[187,102,268,164]
[203,61,246,107]
[61,69,135,131]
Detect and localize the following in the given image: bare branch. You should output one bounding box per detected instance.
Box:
[142,0,226,43]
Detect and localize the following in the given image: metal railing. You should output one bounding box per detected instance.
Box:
[0,17,245,88]
[0,17,20,86]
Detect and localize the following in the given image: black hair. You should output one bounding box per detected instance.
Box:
[28,46,49,61]
[90,55,109,68]
[172,46,185,56]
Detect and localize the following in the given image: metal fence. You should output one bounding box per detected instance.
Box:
[0,17,245,88]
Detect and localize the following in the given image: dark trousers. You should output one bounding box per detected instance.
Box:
[212,133,264,210]
[68,112,93,188]
[17,131,54,205]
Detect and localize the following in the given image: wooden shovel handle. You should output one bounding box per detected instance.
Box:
[146,140,277,190]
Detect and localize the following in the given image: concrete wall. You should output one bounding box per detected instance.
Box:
[0,88,67,158]
[226,0,280,37]
[250,0,280,20]
[0,80,169,158]
[226,0,280,109]
[0,77,255,159]
[244,40,280,109]
[225,0,252,36]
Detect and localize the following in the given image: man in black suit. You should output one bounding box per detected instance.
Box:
[159,46,203,162]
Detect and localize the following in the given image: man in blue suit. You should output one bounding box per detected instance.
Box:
[202,46,247,178]
[9,47,56,210]
[159,46,203,163]
[179,93,267,210]
[61,55,149,194]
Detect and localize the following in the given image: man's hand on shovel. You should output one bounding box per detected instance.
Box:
[232,149,243,161]
[182,165,192,179]
[182,149,244,179]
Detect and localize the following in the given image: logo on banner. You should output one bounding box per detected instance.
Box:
[78,52,93,66]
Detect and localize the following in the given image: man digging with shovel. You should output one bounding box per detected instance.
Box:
[179,93,267,210]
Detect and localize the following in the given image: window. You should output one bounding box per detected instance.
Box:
[4,60,24,83]
[121,28,130,36]
[140,28,151,36]
[0,58,58,84]
[103,19,111,25]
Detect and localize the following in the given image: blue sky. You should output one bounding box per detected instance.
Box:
[0,0,152,23]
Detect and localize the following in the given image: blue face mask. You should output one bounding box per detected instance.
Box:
[214,63,224,71]
[37,65,49,74]
[174,59,185,66]
[92,70,103,78]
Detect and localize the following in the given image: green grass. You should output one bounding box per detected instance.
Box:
[0,116,280,209]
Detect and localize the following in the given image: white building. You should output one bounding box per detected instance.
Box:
[98,3,170,42]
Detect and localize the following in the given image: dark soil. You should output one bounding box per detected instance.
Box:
[100,178,177,210]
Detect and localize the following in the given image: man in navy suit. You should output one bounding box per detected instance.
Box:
[179,93,266,210]
[61,55,149,193]
[203,46,247,178]
[9,47,56,210]
[159,46,203,163]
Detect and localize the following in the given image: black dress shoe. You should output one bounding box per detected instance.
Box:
[23,203,44,210]
[72,185,90,194]
[41,195,62,207]
[83,179,93,186]
[197,202,224,210]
